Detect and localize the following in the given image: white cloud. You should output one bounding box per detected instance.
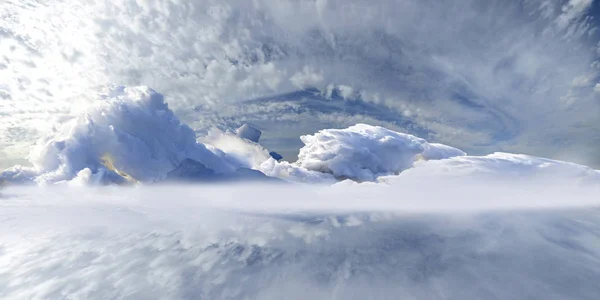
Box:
[556,0,593,30]
[2,0,600,167]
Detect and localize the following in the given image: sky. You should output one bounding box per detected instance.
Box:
[2,0,600,170]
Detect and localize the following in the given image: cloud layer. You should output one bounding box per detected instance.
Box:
[2,0,600,167]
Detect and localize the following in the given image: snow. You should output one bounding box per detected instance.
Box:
[165,158,280,183]
[296,124,466,181]
[1,88,599,187]
[0,86,249,185]
[392,152,600,184]
[3,100,600,187]
[236,124,262,143]
[1,1,599,297]
[201,129,272,170]
[1,184,600,299]
[259,158,336,184]
[1,87,600,298]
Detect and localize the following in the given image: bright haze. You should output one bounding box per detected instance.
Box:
[2,0,600,168]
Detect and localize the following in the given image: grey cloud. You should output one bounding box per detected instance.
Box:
[1,0,600,167]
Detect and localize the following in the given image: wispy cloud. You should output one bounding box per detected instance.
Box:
[1,0,599,167]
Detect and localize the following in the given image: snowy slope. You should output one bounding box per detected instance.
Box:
[2,86,599,186]
[1,185,600,299]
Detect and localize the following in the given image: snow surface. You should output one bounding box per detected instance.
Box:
[201,128,272,170]
[2,87,600,187]
[391,152,600,185]
[236,124,262,143]
[0,88,599,299]
[296,124,466,181]
[259,158,337,184]
[0,87,271,185]
[2,1,600,297]
[1,184,600,299]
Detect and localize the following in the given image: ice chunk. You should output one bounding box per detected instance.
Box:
[236,124,262,143]
[269,151,283,161]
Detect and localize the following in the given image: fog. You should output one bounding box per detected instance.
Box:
[2,182,600,299]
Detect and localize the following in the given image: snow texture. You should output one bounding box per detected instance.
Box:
[236,124,262,143]
[393,152,600,184]
[2,88,600,187]
[0,86,245,185]
[259,158,337,184]
[4,98,600,187]
[1,184,600,299]
[165,158,280,184]
[296,124,466,181]
[201,129,272,170]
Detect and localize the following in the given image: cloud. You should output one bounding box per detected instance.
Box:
[2,0,600,168]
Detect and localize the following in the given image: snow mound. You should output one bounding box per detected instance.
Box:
[296,124,466,181]
[201,129,272,170]
[2,86,246,185]
[236,124,262,143]
[165,158,280,184]
[2,185,600,299]
[3,93,599,186]
[259,158,336,184]
[391,152,600,184]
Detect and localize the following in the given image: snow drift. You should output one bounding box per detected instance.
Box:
[0,86,253,185]
[296,124,466,181]
[1,86,600,186]
[394,152,600,184]
[1,184,600,299]
[0,86,468,185]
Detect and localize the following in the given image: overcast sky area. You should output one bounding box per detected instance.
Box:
[1,0,600,169]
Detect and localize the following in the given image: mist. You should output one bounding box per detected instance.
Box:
[2,181,600,299]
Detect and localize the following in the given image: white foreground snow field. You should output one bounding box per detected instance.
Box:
[1,183,600,299]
